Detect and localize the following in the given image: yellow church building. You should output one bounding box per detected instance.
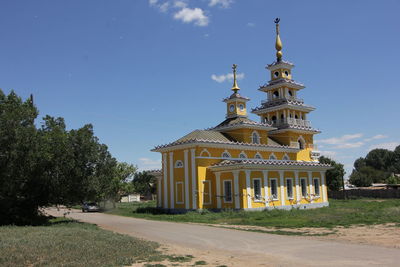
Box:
[152,18,331,211]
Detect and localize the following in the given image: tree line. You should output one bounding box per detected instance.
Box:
[0,90,155,225]
[349,146,400,187]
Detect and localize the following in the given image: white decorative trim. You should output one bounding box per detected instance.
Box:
[169,152,174,209]
[199,148,211,157]
[190,148,197,209]
[279,171,285,206]
[294,171,300,202]
[308,171,313,203]
[320,171,327,202]
[175,160,183,168]
[239,151,248,159]
[163,153,168,208]
[183,150,189,209]
[254,152,263,159]
[262,171,269,204]
[202,180,211,205]
[223,179,233,203]
[245,170,252,208]
[157,174,162,207]
[175,182,184,204]
[215,172,221,209]
[233,171,240,209]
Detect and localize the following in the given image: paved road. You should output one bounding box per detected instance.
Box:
[47,208,400,267]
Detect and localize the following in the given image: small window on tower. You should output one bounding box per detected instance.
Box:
[229,104,235,112]
[288,90,293,96]
[284,71,289,76]
[239,104,244,111]
[274,71,279,77]
[273,91,279,98]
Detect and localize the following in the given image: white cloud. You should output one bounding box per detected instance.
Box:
[335,142,365,149]
[174,0,187,8]
[211,72,244,83]
[138,157,161,170]
[149,0,158,5]
[247,22,255,27]
[319,150,337,159]
[173,7,209,26]
[368,142,400,151]
[149,0,170,13]
[316,133,363,145]
[363,134,388,142]
[209,0,233,8]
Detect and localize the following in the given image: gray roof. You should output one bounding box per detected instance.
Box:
[175,130,233,143]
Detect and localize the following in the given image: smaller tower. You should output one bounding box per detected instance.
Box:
[223,64,249,119]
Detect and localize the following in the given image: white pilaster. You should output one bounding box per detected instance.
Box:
[169,152,174,209]
[320,171,327,202]
[245,170,252,209]
[279,170,285,206]
[215,172,221,209]
[157,177,162,207]
[294,170,300,202]
[262,170,269,204]
[184,150,190,209]
[190,148,197,209]
[308,171,313,203]
[163,153,168,208]
[233,170,240,209]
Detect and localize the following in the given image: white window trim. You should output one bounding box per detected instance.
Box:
[269,153,277,160]
[254,152,263,159]
[203,180,211,205]
[239,151,248,159]
[270,178,278,201]
[175,182,184,204]
[221,150,231,158]
[174,160,183,168]
[223,180,233,203]
[199,149,211,157]
[300,177,307,198]
[313,178,321,197]
[286,178,294,200]
[252,178,263,202]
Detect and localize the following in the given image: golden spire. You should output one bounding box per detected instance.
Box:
[274,18,283,62]
[231,64,240,93]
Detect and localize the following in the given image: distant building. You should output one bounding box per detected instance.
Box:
[152,19,331,211]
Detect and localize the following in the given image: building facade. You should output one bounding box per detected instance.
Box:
[152,19,331,211]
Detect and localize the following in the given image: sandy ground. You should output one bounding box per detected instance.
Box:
[46,208,400,267]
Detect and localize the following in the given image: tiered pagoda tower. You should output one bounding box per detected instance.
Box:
[252,18,320,160]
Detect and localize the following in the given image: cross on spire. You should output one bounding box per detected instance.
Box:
[231,64,240,93]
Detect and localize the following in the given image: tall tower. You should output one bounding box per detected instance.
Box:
[252,18,320,159]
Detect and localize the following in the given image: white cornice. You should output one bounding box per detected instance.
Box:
[259,81,305,92]
[269,128,321,135]
[252,103,315,114]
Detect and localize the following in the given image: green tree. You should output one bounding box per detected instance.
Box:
[318,156,345,191]
[104,162,137,205]
[365,149,394,172]
[348,166,384,187]
[132,171,157,196]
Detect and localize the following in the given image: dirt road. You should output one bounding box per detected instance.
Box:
[47,208,400,267]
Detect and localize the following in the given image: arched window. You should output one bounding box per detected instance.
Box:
[200,149,211,157]
[273,91,279,99]
[222,151,231,158]
[239,152,247,159]
[280,114,284,120]
[288,90,293,97]
[295,115,298,119]
[271,116,277,123]
[175,160,183,168]
[269,154,277,160]
[298,136,305,150]
[282,154,290,161]
[255,153,263,159]
[252,132,260,144]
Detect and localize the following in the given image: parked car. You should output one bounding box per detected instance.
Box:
[81,202,100,212]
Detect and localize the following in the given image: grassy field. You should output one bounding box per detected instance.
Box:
[0,217,171,267]
[105,199,400,229]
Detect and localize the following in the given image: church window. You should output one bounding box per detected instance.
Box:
[288,90,293,96]
[253,179,262,201]
[223,180,232,202]
[222,151,231,158]
[271,116,277,123]
[255,153,262,159]
[239,104,244,111]
[284,70,289,76]
[300,178,307,197]
[314,178,320,196]
[252,132,260,144]
[229,104,235,112]
[274,71,279,77]
[269,154,277,160]
[286,179,293,199]
[298,137,305,149]
[175,160,183,168]
[282,154,290,160]
[270,179,278,200]
[239,152,247,159]
[273,91,279,98]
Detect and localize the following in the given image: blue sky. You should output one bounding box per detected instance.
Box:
[1,0,399,177]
